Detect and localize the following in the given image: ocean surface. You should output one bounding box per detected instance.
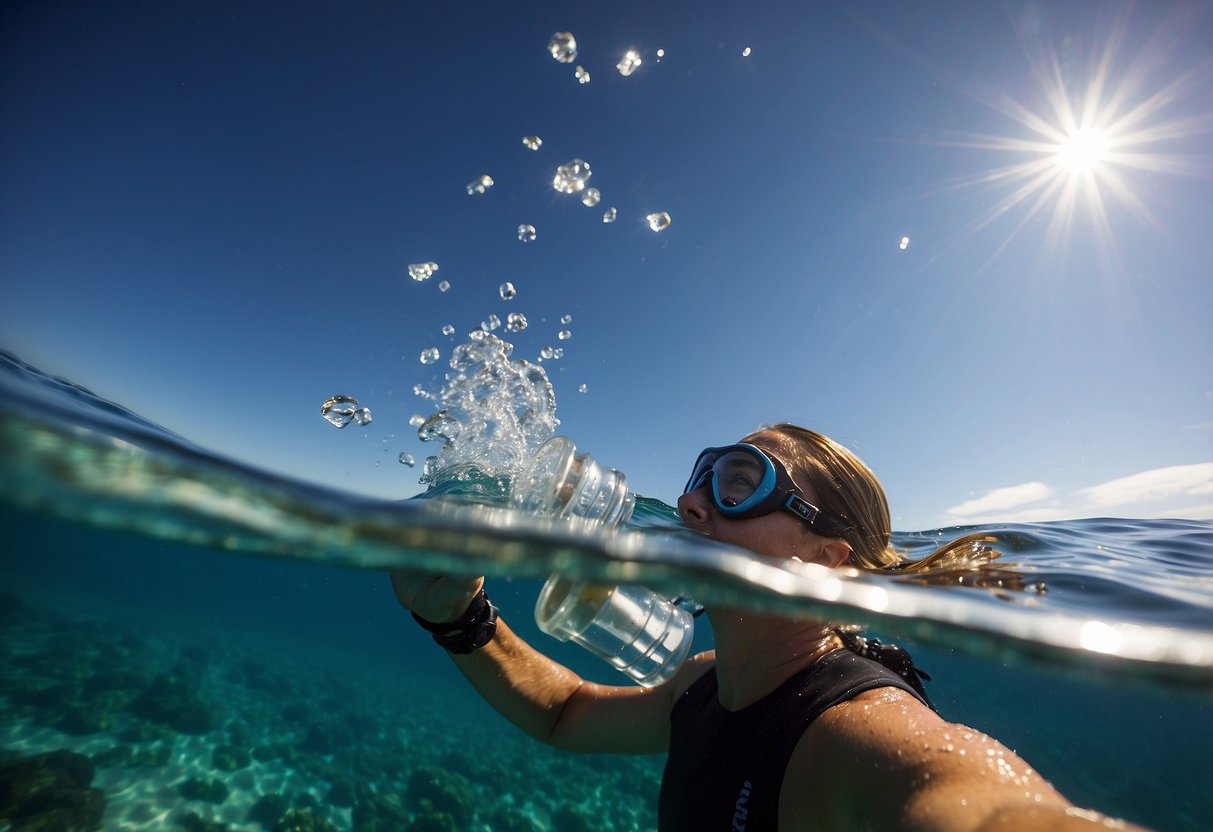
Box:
[1,348,1210,832]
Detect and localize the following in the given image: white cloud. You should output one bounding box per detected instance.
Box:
[938,463,1213,525]
[945,482,1053,518]
[1079,463,1213,507]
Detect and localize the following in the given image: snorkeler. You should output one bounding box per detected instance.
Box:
[390,423,1150,831]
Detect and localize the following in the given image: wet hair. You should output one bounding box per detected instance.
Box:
[760,423,999,574]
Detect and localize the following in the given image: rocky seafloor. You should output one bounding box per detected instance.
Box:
[0,592,663,832]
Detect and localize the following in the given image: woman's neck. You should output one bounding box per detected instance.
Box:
[708,611,843,711]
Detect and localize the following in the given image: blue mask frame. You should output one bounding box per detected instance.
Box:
[684,443,851,539]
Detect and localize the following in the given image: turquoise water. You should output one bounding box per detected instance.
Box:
[1,349,1210,832]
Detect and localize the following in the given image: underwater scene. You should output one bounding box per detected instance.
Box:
[2,2,1212,831]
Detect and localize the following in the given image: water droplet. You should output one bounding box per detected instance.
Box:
[581,187,601,207]
[420,347,440,365]
[560,314,572,324]
[482,314,501,332]
[438,279,451,292]
[558,330,571,340]
[553,348,564,359]
[399,453,415,467]
[466,175,494,195]
[553,159,591,193]
[412,384,428,397]
[506,312,528,332]
[647,211,672,232]
[409,414,425,427]
[602,207,616,223]
[899,236,910,250]
[617,49,642,76]
[540,346,555,360]
[418,411,462,444]
[499,282,517,300]
[522,135,542,151]
[742,46,751,57]
[321,395,360,428]
[548,32,577,63]
[575,65,591,84]
[442,324,455,336]
[353,407,372,426]
[517,224,537,242]
[657,48,665,58]
[578,383,588,393]
[408,262,439,282]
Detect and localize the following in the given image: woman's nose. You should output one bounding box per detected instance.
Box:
[677,488,711,526]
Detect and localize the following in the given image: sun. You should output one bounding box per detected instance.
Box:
[1054,126,1110,174]
[920,5,1210,267]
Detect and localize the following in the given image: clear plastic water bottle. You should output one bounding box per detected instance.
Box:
[512,437,695,687]
[511,436,635,527]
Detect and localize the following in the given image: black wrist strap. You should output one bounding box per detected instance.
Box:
[411,589,498,654]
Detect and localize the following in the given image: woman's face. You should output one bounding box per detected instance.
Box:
[677,430,847,567]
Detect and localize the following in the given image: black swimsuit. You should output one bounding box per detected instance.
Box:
[657,649,929,831]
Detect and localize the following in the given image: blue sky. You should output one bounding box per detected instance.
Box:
[2,0,1210,530]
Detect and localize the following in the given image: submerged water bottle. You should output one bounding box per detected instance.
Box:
[512,436,694,687]
[535,575,695,688]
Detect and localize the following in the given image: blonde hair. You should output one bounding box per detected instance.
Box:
[765,423,999,574]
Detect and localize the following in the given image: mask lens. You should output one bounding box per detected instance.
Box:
[712,451,767,510]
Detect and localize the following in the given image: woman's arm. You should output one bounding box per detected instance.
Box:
[390,571,706,755]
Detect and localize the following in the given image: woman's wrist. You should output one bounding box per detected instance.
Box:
[412,588,499,654]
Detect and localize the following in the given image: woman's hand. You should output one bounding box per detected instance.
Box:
[389,570,484,623]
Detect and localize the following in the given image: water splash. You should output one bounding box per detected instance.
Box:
[553,159,592,194]
[617,50,642,77]
[408,262,439,282]
[647,212,672,232]
[581,188,601,207]
[522,135,542,150]
[413,332,559,484]
[548,32,577,64]
[321,396,360,428]
[482,314,501,332]
[466,175,494,195]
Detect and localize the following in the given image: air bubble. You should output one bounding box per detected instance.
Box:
[518,224,537,242]
[581,188,601,207]
[575,65,590,84]
[466,175,494,195]
[647,211,672,232]
[602,207,616,223]
[499,282,517,300]
[399,453,415,467]
[548,32,577,63]
[506,312,528,332]
[522,135,542,150]
[553,159,591,194]
[617,49,642,76]
[408,262,439,282]
[321,395,360,428]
